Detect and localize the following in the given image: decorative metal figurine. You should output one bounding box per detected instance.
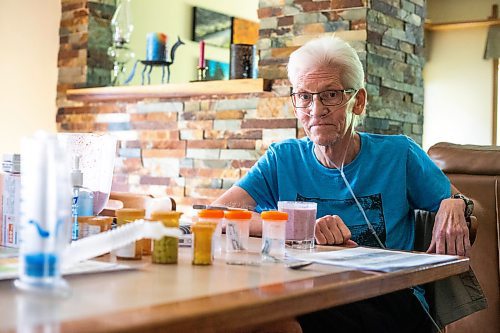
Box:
[125,36,185,85]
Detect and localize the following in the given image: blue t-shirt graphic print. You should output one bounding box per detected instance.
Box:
[296,192,386,248]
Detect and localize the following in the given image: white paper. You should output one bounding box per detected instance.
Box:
[293,247,460,272]
[0,257,132,281]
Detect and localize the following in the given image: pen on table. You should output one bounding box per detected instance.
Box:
[192,204,254,212]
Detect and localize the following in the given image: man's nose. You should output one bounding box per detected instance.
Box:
[309,95,326,118]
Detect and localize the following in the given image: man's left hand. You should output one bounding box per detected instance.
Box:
[426,198,471,257]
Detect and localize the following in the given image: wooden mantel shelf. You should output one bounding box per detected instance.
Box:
[425,18,500,31]
[66,78,271,102]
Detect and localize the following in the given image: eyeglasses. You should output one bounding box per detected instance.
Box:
[290,89,358,108]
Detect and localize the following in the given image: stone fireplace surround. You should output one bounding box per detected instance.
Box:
[57,0,425,209]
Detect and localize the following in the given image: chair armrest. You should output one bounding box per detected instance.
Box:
[468,215,477,245]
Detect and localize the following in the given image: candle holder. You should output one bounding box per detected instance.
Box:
[124,36,185,85]
[108,0,135,86]
[197,66,207,81]
[230,44,257,79]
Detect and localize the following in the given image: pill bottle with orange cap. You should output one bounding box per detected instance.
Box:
[224,210,252,252]
[76,216,114,257]
[77,216,113,239]
[261,211,288,257]
[197,209,224,256]
[115,208,145,260]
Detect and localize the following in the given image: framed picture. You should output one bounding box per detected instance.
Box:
[192,7,232,48]
[231,17,259,45]
[206,59,229,80]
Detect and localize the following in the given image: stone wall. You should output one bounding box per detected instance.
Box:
[58,0,114,107]
[364,0,425,141]
[56,0,426,210]
[57,92,297,209]
[257,0,425,143]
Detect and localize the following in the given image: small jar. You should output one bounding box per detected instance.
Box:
[151,211,182,264]
[224,210,252,252]
[261,211,288,257]
[115,208,145,260]
[140,220,153,256]
[78,216,113,239]
[191,223,216,265]
[197,209,224,256]
[141,238,152,255]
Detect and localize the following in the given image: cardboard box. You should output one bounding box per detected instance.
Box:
[0,172,4,246]
[2,172,20,248]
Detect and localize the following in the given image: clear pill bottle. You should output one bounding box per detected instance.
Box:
[197,209,224,256]
[261,211,288,258]
[140,220,153,256]
[115,208,145,260]
[77,216,113,239]
[224,210,252,252]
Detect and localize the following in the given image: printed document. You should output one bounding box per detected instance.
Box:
[293,247,461,272]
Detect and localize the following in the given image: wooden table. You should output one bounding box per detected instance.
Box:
[0,238,469,333]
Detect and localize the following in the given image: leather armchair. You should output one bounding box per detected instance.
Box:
[426,143,500,333]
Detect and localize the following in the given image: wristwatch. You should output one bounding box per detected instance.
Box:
[451,193,474,219]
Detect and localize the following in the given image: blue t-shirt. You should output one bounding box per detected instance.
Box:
[236,132,451,251]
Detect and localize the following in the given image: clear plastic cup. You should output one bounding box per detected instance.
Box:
[261,211,288,258]
[224,210,252,252]
[58,133,117,215]
[278,201,317,249]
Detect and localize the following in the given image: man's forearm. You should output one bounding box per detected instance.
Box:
[210,185,262,236]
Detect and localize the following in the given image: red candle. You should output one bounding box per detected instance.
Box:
[199,40,205,68]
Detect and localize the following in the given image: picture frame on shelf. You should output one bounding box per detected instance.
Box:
[192,7,231,48]
[206,59,230,80]
[231,17,259,45]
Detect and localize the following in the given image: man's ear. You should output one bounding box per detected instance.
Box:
[352,88,367,116]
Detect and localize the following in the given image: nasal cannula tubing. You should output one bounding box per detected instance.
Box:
[317,128,385,249]
[317,127,443,333]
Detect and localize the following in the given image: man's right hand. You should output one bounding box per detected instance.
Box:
[315,215,357,246]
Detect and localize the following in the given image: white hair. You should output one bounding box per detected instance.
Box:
[287,36,366,129]
[287,36,365,89]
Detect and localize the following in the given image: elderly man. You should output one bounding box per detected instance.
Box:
[213,36,472,333]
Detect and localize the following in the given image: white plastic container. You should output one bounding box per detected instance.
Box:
[261,211,288,258]
[63,219,182,267]
[224,210,251,252]
[1,154,21,248]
